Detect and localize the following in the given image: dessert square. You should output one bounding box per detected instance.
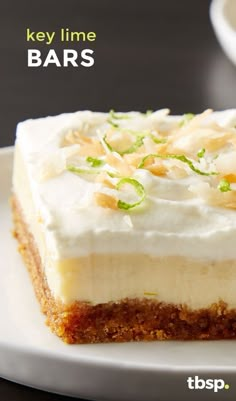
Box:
[12,109,236,343]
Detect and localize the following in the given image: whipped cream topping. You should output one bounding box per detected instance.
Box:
[14,109,236,261]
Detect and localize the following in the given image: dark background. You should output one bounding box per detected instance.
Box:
[0,0,236,149]
[0,0,236,400]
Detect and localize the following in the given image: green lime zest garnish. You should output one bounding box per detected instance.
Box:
[218,179,231,192]
[86,156,104,168]
[107,118,119,128]
[197,148,206,159]
[149,133,166,144]
[103,134,114,152]
[107,109,131,128]
[109,109,131,120]
[67,165,101,175]
[121,133,145,154]
[145,109,153,116]
[116,177,146,210]
[138,153,218,176]
[106,171,122,178]
[103,132,145,155]
[179,113,195,127]
[104,116,166,153]
[67,164,122,179]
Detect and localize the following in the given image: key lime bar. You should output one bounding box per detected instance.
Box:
[12,109,236,343]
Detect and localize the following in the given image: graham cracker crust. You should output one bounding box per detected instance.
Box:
[11,195,236,343]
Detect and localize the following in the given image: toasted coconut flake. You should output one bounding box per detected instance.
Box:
[124,153,146,168]
[105,129,134,154]
[169,128,234,156]
[214,191,236,209]
[202,131,233,152]
[96,173,116,188]
[141,155,155,168]
[223,174,236,184]
[154,142,170,155]
[167,165,188,179]
[78,142,105,157]
[143,136,158,154]
[62,131,105,157]
[61,131,93,147]
[146,163,167,176]
[61,129,105,157]
[215,152,236,175]
[181,109,213,132]
[168,110,213,147]
[62,110,236,211]
[189,182,236,209]
[106,153,134,176]
[94,192,118,209]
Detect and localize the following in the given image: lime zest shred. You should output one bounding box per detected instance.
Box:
[103,132,145,155]
[145,109,153,116]
[104,124,166,154]
[116,177,146,210]
[103,134,113,152]
[171,154,218,176]
[179,113,195,127]
[106,171,122,178]
[120,133,145,155]
[86,156,104,168]
[149,133,166,144]
[197,148,206,159]
[107,118,119,128]
[67,164,122,179]
[138,153,218,176]
[107,110,131,128]
[218,179,232,192]
[67,165,101,175]
[109,109,131,120]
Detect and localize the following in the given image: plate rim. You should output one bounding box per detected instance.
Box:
[1,145,236,377]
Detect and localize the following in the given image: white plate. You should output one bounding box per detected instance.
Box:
[1,146,236,401]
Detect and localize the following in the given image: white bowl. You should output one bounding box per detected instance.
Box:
[210,0,236,66]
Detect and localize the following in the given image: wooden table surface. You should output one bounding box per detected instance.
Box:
[0,0,236,399]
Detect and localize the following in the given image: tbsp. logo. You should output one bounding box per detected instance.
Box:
[187,376,230,392]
